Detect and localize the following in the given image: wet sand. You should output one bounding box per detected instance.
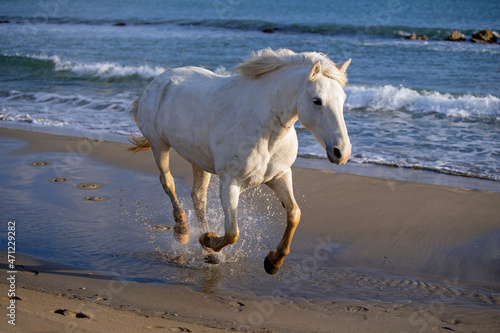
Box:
[1,127,500,332]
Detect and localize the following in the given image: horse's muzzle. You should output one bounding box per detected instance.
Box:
[327,145,351,165]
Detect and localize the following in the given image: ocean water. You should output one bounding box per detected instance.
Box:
[1,0,499,181]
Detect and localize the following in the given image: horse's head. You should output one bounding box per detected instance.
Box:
[297,60,352,165]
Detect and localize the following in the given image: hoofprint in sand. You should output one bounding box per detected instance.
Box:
[1,127,499,332]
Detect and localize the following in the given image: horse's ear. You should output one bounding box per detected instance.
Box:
[308,61,322,81]
[336,58,351,73]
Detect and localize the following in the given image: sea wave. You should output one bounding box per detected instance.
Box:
[0,90,130,112]
[345,85,500,121]
[0,89,134,134]
[54,58,166,79]
[0,54,166,80]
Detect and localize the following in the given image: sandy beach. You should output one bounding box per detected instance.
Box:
[1,127,499,332]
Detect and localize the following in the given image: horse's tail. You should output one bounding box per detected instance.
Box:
[127,94,151,154]
[128,132,151,154]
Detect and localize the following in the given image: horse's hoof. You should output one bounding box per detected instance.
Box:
[204,253,220,264]
[174,224,189,244]
[174,232,189,244]
[199,232,217,249]
[264,255,280,275]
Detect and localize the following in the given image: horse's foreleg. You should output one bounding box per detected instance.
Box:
[151,144,189,244]
[199,177,240,252]
[264,169,301,274]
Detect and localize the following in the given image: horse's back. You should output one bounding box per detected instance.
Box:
[136,66,227,173]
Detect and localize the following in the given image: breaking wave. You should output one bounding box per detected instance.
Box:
[345,84,500,121]
[0,53,166,80]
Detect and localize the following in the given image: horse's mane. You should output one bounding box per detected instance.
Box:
[235,48,348,87]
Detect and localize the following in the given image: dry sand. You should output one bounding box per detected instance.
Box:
[1,127,499,332]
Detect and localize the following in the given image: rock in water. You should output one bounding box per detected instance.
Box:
[446,30,466,41]
[407,33,429,41]
[262,28,275,33]
[471,30,497,43]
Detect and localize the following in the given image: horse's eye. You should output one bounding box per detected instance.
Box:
[313,97,322,106]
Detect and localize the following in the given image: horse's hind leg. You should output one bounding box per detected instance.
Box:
[264,169,301,274]
[191,165,211,234]
[191,165,219,263]
[150,142,189,244]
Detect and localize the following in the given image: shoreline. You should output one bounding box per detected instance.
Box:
[1,126,500,332]
[1,121,498,193]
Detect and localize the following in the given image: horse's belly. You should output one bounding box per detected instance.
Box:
[163,128,215,173]
[236,157,292,190]
[177,148,216,174]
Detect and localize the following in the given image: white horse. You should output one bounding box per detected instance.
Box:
[129,48,351,274]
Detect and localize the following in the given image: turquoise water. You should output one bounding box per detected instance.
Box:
[1,0,499,180]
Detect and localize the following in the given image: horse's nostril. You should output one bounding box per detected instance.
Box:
[333,147,342,159]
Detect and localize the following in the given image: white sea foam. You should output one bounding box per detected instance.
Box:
[345,85,500,120]
[53,57,167,79]
[214,65,232,76]
[0,112,71,127]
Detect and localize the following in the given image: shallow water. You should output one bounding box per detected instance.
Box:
[1,137,499,309]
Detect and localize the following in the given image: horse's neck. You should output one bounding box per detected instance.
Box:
[257,66,306,130]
